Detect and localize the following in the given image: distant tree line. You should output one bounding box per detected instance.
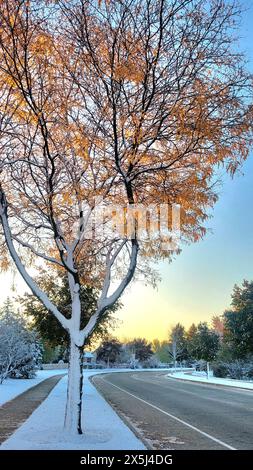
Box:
[96,337,155,368]
[153,280,253,378]
[153,321,220,367]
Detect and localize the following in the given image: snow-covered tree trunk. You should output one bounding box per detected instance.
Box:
[64,264,84,434]
[64,338,83,434]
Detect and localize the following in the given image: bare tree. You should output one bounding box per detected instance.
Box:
[168,323,186,368]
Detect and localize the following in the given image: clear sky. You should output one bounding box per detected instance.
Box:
[1,1,253,342]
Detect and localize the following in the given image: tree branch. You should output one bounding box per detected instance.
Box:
[0,188,70,331]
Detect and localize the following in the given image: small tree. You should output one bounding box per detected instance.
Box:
[96,338,122,365]
[223,281,253,358]
[0,302,41,383]
[188,322,220,362]
[127,338,153,362]
[168,323,187,367]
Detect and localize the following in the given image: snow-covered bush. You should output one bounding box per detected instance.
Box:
[246,365,253,379]
[141,355,161,369]
[213,360,253,380]
[0,301,42,383]
[195,359,207,371]
[212,362,228,378]
[226,360,245,380]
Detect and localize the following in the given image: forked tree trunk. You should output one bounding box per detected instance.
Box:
[64,338,83,434]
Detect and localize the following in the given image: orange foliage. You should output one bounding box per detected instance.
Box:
[0,0,252,271]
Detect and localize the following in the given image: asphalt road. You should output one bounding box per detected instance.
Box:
[92,371,253,450]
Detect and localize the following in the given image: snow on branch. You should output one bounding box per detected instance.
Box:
[80,239,138,343]
[11,235,64,268]
[0,189,70,331]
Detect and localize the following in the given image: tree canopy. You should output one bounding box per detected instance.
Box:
[168,323,188,363]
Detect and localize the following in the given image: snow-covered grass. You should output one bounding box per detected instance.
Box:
[168,370,253,389]
[0,370,146,450]
[0,369,67,406]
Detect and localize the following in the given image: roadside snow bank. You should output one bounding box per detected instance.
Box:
[168,371,253,389]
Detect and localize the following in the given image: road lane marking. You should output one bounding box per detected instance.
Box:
[132,373,253,408]
[99,376,236,450]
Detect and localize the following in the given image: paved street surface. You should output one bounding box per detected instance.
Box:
[92,371,253,450]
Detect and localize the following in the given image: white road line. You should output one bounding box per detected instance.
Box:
[99,376,236,450]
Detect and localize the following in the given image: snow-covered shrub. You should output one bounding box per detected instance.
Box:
[212,362,229,378]
[213,360,253,380]
[212,361,244,379]
[10,337,43,379]
[141,355,160,369]
[195,359,207,371]
[226,360,245,380]
[246,365,253,379]
[0,302,42,383]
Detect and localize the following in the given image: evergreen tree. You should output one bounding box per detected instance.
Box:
[188,322,220,362]
[223,280,253,358]
[20,270,121,349]
[0,300,41,382]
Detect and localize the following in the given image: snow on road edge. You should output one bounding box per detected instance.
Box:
[0,369,67,406]
[167,371,253,389]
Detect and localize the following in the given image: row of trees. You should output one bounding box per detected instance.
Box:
[154,322,220,366]
[95,322,220,369]
[96,337,154,366]
[1,277,252,385]
[8,277,253,370]
[154,280,253,367]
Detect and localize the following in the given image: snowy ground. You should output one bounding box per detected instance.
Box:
[0,370,146,450]
[0,369,67,406]
[168,370,253,389]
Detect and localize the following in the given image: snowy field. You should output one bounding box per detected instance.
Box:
[0,369,67,406]
[168,370,253,389]
[0,370,146,450]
